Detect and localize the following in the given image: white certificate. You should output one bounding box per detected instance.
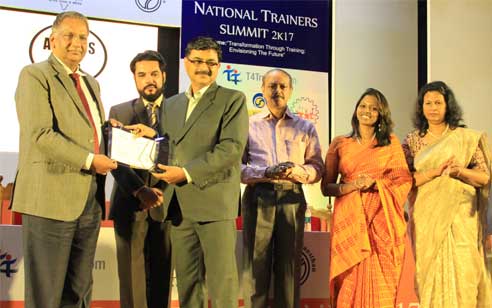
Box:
[108,127,157,170]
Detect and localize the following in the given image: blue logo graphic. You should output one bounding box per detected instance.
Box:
[0,249,18,278]
[223,65,241,85]
[135,0,162,13]
[252,93,266,108]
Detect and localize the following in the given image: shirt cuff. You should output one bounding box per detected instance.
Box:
[84,153,94,170]
[183,167,193,183]
[133,185,146,198]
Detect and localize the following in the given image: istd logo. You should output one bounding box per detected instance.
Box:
[288,97,320,124]
[223,65,241,85]
[252,93,266,108]
[29,26,108,78]
[0,249,18,278]
[135,0,163,13]
[300,246,316,285]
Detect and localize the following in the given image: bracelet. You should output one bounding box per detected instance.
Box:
[338,184,344,195]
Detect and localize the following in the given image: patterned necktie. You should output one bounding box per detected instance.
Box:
[70,73,99,154]
[148,102,158,128]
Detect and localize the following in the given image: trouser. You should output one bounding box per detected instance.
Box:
[241,182,306,308]
[169,199,239,308]
[22,179,101,308]
[114,212,172,308]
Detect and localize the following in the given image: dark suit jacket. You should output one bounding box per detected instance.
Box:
[12,54,106,220]
[109,98,165,238]
[160,82,249,221]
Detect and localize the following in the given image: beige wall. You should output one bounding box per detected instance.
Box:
[332,0,418,140]
[429,0,492,144]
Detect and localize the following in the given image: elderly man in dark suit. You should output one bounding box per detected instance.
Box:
[12,11,116,308]
[129,36,249,308]
[109,50,172,308]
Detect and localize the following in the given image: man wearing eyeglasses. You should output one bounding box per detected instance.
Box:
[129,36,249,308]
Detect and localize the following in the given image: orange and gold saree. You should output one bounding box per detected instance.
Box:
[329,135,412,308]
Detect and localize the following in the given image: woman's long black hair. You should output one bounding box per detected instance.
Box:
[350,88,393,147]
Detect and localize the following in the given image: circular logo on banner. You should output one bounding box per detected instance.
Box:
[252,93,266,108]
[29,26,108,78]
[135,0,162,13]
[300,246,316,285]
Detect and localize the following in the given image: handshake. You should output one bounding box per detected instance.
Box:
[264,161,296,180]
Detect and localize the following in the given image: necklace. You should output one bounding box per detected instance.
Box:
[427,124,449,138]
[357,133,375,145]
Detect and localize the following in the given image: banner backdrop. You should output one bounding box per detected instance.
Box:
[215,63,329,207]
[181,0,330,72]
[180,0,331,208]
[0,9,158,153]
[0,0,181,26]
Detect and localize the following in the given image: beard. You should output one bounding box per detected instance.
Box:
[140,85,164,102]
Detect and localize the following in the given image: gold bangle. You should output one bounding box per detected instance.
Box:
[338,184,343,195]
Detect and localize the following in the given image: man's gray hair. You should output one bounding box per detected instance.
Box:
[52,11,89,33]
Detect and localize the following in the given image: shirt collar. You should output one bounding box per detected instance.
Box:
[142,94,163,108]
[261,106,294,120]
[185,84,211,100]
[53,54,85,76]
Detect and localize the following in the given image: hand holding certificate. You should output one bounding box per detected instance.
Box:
[108,126,168,170]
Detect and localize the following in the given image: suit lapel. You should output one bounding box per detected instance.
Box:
[167,94,187,138]
[133,98,150,125]
[49,55,104,126]
[174,83,218,144]
[50,56,91,126]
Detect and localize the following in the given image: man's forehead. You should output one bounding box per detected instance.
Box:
[189,49,218,58]
[265,77,290,85]
[264,71,290,81]
[58,18,88,30]
[136,60,160,69]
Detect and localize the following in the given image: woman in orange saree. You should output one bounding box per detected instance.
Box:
[322,88,412,308]
[402,81,491,308]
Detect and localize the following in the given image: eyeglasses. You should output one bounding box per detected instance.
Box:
[186,57,219,67]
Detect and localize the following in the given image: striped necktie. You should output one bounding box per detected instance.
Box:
[148,102,158,128]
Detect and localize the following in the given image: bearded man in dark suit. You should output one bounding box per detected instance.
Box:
[109,50,172,308]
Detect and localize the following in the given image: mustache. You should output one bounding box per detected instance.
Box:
[195,70,212,77]
[144,84,157,91]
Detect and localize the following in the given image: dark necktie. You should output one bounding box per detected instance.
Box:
[70,73,99,154]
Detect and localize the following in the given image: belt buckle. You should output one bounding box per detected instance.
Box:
[273,183,283,191]
[274,182,294,191]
